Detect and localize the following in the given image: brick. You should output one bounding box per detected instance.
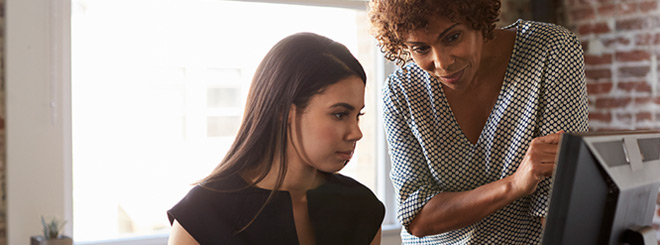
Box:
[593,22,611,34]
[598,5,615,16]
[587,82,613,94]
[599,3,639,16]
[618,66,650,78]
[636,111,653,121]
[578,23,592,35]
[595,97,632,108]
[586,68,612,80]
[589,112,612,122]
[634,33,660,46]
[634,97,652,105]
[571,8,596,22]
[640,1,659,13]
[617,81,652,92]
[618,3,638,15]
[579,22,611,35]
[616,112,633,122]
[615,50,651,62]
[585,54,613,65]
[603,37,631,48]
[580,0,611,4]
[594,127,630,131]
[616,17,647,31]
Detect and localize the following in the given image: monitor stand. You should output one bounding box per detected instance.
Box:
[622,225,657,245]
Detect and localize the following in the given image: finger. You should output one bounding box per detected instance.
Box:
[529,141,560,155]
[532,136,556,146]
[538,132,562,144]
[537,142,560,154]
[527,146,558,163]
[538,163,556,177]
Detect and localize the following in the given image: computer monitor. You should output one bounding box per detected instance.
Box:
[542,130,660,245]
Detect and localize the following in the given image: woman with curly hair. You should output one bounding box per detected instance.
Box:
[369,0,588,244]
[167,33,384,244]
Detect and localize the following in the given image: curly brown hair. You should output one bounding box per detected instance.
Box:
[368,0,501,67]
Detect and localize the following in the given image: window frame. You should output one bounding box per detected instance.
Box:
[6,0,400,244]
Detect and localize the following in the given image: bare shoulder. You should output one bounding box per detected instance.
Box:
[168,219,200,245]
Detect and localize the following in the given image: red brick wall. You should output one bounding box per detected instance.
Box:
[561,0,660,242]
[564,0,660,131]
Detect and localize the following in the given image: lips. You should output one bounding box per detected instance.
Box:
[336,151,354,161]
[439,69,465,85]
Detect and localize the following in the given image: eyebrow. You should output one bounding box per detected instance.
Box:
[405,23,460,45]
[329,103,364,111]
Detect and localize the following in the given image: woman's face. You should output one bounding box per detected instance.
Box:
[404,14,485,91]
[287,76,365,173]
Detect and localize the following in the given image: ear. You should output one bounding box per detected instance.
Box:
[287,104,297,124]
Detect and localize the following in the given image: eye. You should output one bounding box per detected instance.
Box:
[411,45,430,54]
[356,112,365,122]
[445,32,461,43]
[334,112,348,120]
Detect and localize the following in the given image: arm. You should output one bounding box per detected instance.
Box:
[382,77,443,235]
[408,133,562,236]
[528,27,589,217]
[369,228,382,245]
[168,219,200,245]
[382,74,562,237]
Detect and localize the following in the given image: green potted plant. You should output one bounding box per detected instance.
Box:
[30,216,72,245]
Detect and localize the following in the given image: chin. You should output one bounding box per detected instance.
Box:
[317,163,346,174]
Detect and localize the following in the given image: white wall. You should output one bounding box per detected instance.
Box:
[6,0,73,243]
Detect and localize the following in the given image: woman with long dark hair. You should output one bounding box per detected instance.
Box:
[167,32,385,244]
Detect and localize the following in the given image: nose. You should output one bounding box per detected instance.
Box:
[346,121,363,142]
[431,47,455,71]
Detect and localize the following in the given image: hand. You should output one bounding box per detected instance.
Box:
[511,131,564,196]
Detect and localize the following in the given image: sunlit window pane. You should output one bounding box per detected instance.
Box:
[207,116,241,137]
[207,88,241,108]
[72,0,377,242]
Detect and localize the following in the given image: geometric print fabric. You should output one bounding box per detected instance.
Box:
[382,19,589,244]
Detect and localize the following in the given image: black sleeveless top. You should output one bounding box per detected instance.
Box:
[168,173,385,244]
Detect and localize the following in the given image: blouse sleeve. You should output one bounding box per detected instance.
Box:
[529,28,589,217]
[382,73,443,231]
[167,184,242,244]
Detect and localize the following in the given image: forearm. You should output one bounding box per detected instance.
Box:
[408,175,523,237]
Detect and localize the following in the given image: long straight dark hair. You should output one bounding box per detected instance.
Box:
[199,32,367,232]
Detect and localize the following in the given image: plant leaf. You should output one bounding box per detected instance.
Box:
[41,216,48,239]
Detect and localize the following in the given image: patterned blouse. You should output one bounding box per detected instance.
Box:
[382,20,589,244]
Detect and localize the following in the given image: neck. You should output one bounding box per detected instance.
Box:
[245,157,324,193]
[472,29,516,86]
[281,162,324,193]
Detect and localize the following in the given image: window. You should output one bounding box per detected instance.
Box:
[70,0,397,243]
